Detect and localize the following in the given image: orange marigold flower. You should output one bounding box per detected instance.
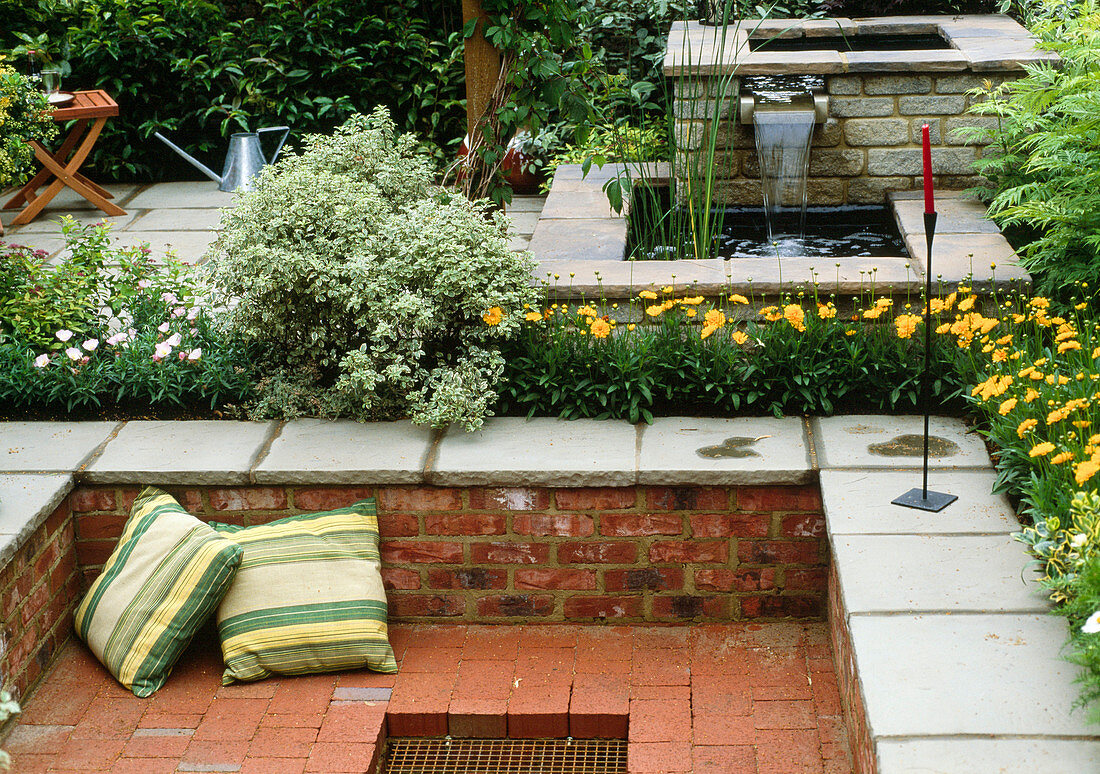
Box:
[998,398,1017,415]
[992,349,1008,363]
[957,295,976,312]
[482,307,504,326]
[732,330,749,345]
[818,302,837,319]
[1024,388,1040,403]
[730,294,750,305]
[1051,451,1074,465]
[1017,418,1038,438]
[590,319,611,338]
[863,306,884,320]
[1029,442,1055,458]
[1058,340,1082,353]
[1075,460,1100,485]
[895,313,921,339]
[577,305,599,318]
[784,304,806,332]
[704,309,726,329]
[759,306,782,322]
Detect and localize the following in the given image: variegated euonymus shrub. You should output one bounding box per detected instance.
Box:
[208,108,535,429]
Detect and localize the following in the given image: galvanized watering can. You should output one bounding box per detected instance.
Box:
[154,127,289,192]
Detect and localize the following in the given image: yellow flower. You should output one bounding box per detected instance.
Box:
[1017,418,1038,438]
[1029,296,1050,309]
[685,308,697,318]
[661,285,673,294]
[627,323,636,331]
[759,306,782,322]
[1051,451,1074,465]
[784,304,806,332]
[524,311,543,322]
[577,305,599,318]
[936,323,951,334]
[818,302,837,319]
[1024,388,1040,403]
[862,306,884,320]
[1075,460,1100,485]
[1058,340,1082,353]
[1029,442,1056,458]
[680,296,704,306]
[590,318,611,338]
[704,309,726,330]
[992,349,1007,363]
[957,295,976,312]
[1047,407,1070,425]
[729,294,749,305]
[996,335,1013,345]
[732,330,749,345]
[482,307,504,326]
[895,313,921,340]
[1093,346,1100,359]
[998,398,1017,415]
[639,290,659,300]
[646,304,665,317]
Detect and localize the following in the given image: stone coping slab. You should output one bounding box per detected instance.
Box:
[637,416,812,484]
[84,420,277,485]
[811,414,991,469]
[0,422,120,473]
[875,738,1100,774]
[821,468,1018,536]
[254,419,433,485]
[850,613,1095,738]
[0,474,72,566]
[833,534,1047,614]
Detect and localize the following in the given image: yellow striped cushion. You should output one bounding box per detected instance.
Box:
[211,500,397,684]
[73,487,243,698]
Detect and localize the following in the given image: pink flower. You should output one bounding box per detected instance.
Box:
[34,353,50,368]
[187,348,202,361]
[56,329,73,342]
[171,306,185,318]
[187,307,200,321]
[158,322,170,334]
[82,338,99,352]
[166,332,182,347]
[178,351,187,360]
[137,279,150,289]
[161,292,177,304]
[152,341,173,361]
[65,347,82,361]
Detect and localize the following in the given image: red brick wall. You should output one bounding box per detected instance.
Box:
[71,483,828,624]
[0,502,80,700]
[828,564,875,774]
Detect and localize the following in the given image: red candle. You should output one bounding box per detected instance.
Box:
[922,124,934,214]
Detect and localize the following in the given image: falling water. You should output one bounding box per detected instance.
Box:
[750,81,817,256]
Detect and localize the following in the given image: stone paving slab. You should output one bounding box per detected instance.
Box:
[637,416,812,485]
[7,208,141,234]
[890,193,1001,235]
[833,534,1047,614]
[821,468,1018,535]
[539,190,619,219]
[850,613,1094,738]
[96,230,220,265]
[0,422,119,472]
[0,474,73,566]
[125,181,238,209]
[1,183,139,214]
[528,219,626,262]
[904,231,1027,284]
[125,207,226,231]
[84,420,277,484]
[812,414,991,469]
[876,738,1100,774]
[430,417,636,486]
[254,419,433,484]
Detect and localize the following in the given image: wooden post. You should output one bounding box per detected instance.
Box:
[461,0,500,141]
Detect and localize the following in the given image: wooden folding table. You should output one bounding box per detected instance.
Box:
[3,89,126,227]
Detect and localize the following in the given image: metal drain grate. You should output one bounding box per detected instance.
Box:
[384,738,628,774]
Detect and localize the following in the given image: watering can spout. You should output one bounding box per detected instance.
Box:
[153,131,224,186]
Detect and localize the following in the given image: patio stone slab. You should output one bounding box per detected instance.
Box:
[539,190,619,219]
[0,474,73,566]
[637,416,812,485]
[430,417,636,486]
[8,184,140,213]
[906,231,1027,284]
[850,613,1094,737]
[126,182,238,209]
[876,738,1100,774]
[254,419,432,484]
[812,414,991,469]
[99,230,221,264]
[821,468,1018,535]
[0,422,119,472]
[7,208,141,233]
[833,534,1047,614]
[890,193,1001,235]
[85,420,277,484]
[528,219,626,262]
[124,208,226,231]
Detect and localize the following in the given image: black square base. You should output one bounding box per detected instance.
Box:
[891,488,958,512]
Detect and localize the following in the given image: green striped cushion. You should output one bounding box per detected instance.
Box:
[73,487,243,698]
[211,500,397,684]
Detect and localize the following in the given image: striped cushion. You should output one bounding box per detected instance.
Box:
[73,487,243,698]
[211,500,397,684]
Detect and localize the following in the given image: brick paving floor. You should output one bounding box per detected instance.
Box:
[4,622,851,774]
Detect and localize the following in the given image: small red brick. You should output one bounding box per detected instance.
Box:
[378,487,462,512]
[695,568,777,593]
[74,512,127,541]
[424,513,505,536]
[293,487,373,511]
[512,513,594,537]
[468,487,549,511]
[381,567,421,590]
[376,512,419,537]
[388,594,465,617]
[600,513,683,537]
[70,488,116,513]
[646,486,729,511]
[508,684,570,738]
[652,595,727,620]
[604,568,683,592]
[428,568,507,590]
[208,487,287,511]
[515,568,597,590]
[555,487,636,511]
[476,594,555,617]
[116,487,140,513]
[736,485,821,512]
[569,674,630,739]
[689,513,769,538]
[33,540,60,577]
[738,541,821,565]
[470,542,550,564]
[628,699,692,742]
[627,741,694,773]
[784,567,829,591]
[781,513,827,539]
[649,540,729,564]
[166,488,204,513]
[563,596,643,619]
[75,539,116,567]
[558,542,637,564]
[380,541,464,564]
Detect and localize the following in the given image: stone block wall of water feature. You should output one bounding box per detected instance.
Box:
[668,15,1059,206]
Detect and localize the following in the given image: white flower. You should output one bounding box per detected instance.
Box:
[106,332,125,346]
[64,347,82,361]
[1071,533,1088,549]
[34,354,50,368]
[56,329,73,342]
[153,341,173,361]
[171,306,186,318]
[187,307,200,321]
[137,279,150,289]
[161,291,177,304]
[166,332,182,347]
[82,338,99,352]
[187,348,202,361]
[158,321,171,333]
[1083,611,1100,635]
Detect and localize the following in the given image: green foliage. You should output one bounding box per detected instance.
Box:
[208,108,536,430]
[0,57,57,188]
[1,0,466,180]
[0,688,17,770]
[1058,551,1100,722]
[967,1,1100,297]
